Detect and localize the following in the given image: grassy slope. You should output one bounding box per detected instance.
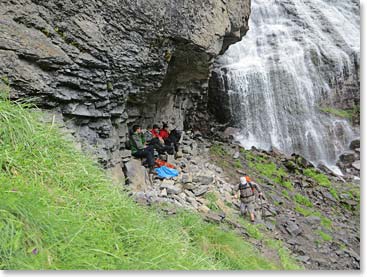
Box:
[0,92,291,270]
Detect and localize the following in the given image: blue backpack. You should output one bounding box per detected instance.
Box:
[154,166,179,179]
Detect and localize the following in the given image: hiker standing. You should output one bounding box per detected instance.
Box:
[130,125,155,173]
[234,176,263,223]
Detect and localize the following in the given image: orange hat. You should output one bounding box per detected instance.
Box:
[245,175,251,182]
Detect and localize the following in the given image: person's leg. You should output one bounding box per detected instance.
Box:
[248,202,256,222]
[141,148,155,168]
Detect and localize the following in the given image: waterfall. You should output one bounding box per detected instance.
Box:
[214,0,360,168]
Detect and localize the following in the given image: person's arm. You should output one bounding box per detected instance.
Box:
[233,184,240,199]
[252,183,263,197]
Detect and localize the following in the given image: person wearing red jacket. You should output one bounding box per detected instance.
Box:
[151,124,164,144]
[159,123,170,140]
[148,124,174,155]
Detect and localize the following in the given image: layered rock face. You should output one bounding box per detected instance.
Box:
[0,0,250,168]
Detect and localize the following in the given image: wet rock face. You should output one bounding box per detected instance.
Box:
[0,0,250,167]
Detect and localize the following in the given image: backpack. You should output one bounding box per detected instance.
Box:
[239,182,255,198]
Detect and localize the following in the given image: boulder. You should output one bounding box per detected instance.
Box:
[352,161,360,171]
[198,205,211,214]
[192,186,209,196]
[160,188,168,197]
[160,180,182,195]
[181,173,193,184]
[305,215,321,225]
[193,173,214,185]
[338,151,356,164]
[108,163,125,185]
[125,159,149,192]
[285,221,302,237]
[203,212,224,223]
[349,139,360,150]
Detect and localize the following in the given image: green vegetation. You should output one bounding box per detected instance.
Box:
[295,205,314,217]
[210,143,227,157]
[205,192,220,211]
[303,168,331,188]
[320,217,332,230]
[234,159,242,169]
[250,161,294,191]
[106,82,113,92]
[282,190,290,200]
[317,230,332,242]
[320,106,360,120]
[238,219,264,240]
[265,239,304,270]
[281,181,293,191]
[0,92,296,270]
[294,193,313,208]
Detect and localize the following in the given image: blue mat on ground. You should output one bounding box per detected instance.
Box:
[154,166,179,179]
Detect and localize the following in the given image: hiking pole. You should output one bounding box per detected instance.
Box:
[259,194,265,221]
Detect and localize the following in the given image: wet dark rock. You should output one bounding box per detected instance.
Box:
[349,139,360,150]
[338,151,356,164]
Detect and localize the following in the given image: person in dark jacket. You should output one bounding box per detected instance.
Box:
[234,176,263,223]
[160,123,181,153]
[130,125,155,173]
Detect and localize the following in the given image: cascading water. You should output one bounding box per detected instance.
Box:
[214,0,360,170]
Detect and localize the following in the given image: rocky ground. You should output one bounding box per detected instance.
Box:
[122,131,360,270]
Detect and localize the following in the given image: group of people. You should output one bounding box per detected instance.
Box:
[129,123,181,174]
[128,123,263,223]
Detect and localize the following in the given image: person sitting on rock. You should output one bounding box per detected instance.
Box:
[160,123,181,153]
[149,124,174,155]
[130,125,155,174]
[234,176,263,223]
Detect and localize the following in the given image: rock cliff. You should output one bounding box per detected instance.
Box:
[0,0,251,169]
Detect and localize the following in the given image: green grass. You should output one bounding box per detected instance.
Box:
[210,144,227,157]
[295,205,314,217]
[238,219,264,240]
[205,192,220,212]
[303,169,331,188]
[294,193,313,208]
[281,181,293,191]
[0,94,294,270]
[233,159,242,169]
[265,239,304,270]
[282,190,290,200]
[320,107,354,119]
[317,230,332,242]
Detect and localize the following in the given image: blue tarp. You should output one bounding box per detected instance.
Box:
[154,166,179,179]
